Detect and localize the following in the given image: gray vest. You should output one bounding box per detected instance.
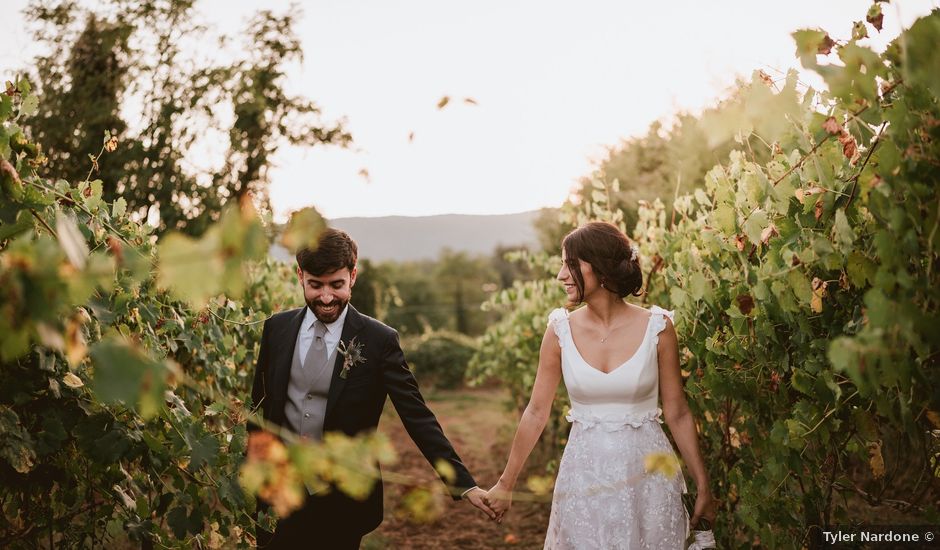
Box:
[284,325,336,443]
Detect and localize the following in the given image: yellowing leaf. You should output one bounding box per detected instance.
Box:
[400,487,444,523]
[644,452,680,478]
[279,207,327,255]
[868,441,885,479]
[434,459,456,484]
[525,474,555,495]
[811,277,828,313]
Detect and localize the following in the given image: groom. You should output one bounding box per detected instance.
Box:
[248,228,494,549]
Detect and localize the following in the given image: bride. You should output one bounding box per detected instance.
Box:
[484,222,716,549]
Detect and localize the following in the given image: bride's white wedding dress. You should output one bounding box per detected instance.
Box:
[544,305,688,549]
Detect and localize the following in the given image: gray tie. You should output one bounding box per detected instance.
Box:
[306,320,327,371]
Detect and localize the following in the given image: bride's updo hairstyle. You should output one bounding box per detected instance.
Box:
[562,221,643,304]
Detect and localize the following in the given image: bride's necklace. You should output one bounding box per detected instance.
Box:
[599,323,625,344]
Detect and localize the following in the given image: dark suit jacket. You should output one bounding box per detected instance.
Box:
[248,304,476,535]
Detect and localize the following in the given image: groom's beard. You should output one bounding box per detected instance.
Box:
[307,298,348,324]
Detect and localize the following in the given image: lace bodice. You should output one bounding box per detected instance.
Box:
[548,305,674,426]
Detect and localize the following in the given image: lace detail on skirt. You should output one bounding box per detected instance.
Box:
[544,420,688,549]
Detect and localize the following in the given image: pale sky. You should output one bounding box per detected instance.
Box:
[2,1,936,220]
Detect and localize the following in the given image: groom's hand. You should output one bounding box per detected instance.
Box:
[462,487,497,520]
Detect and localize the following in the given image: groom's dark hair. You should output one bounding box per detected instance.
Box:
[295,228,358,275]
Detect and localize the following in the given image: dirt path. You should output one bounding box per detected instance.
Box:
[364,388,552,549]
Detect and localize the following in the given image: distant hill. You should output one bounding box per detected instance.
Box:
[270,210,543,263]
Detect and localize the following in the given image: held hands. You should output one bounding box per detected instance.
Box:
[463,487,498,520]
[482,480,513,523]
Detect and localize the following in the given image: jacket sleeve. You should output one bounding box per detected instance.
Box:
[247,318,271,434]
[380,329,476,499]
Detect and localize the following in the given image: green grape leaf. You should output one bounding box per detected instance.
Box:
[89,338,166,419]
[743,210,769,246]
[55,209,89,269]
[279,207,326,254]
[0,406,36,473]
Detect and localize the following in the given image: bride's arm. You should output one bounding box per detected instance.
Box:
[658,316,716,527]
[485,325,562,521]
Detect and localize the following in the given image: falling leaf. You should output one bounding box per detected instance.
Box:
[822,116,843,135]
[867,4,884,32]
[436,96,450,109]
[278,207,326,254]
[434,459,456,484]
[358,168,371,183]
[400,487,444,523]
[736,294,755,315]
[62,372,84,388]
[644,452,680,478]
[463,97,478,105]
[407,131,415,143]
[814,199,824,221]
[525,474,555,495]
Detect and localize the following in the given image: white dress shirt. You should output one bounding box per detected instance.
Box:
[297,305,348,362]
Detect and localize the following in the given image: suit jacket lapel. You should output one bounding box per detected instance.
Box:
[325,304,365,420]
[270,307,307,418]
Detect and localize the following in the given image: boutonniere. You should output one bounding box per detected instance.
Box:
[337,337,367,379]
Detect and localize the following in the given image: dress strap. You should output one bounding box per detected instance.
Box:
[648,305,675,347]
[547,308,570,347]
